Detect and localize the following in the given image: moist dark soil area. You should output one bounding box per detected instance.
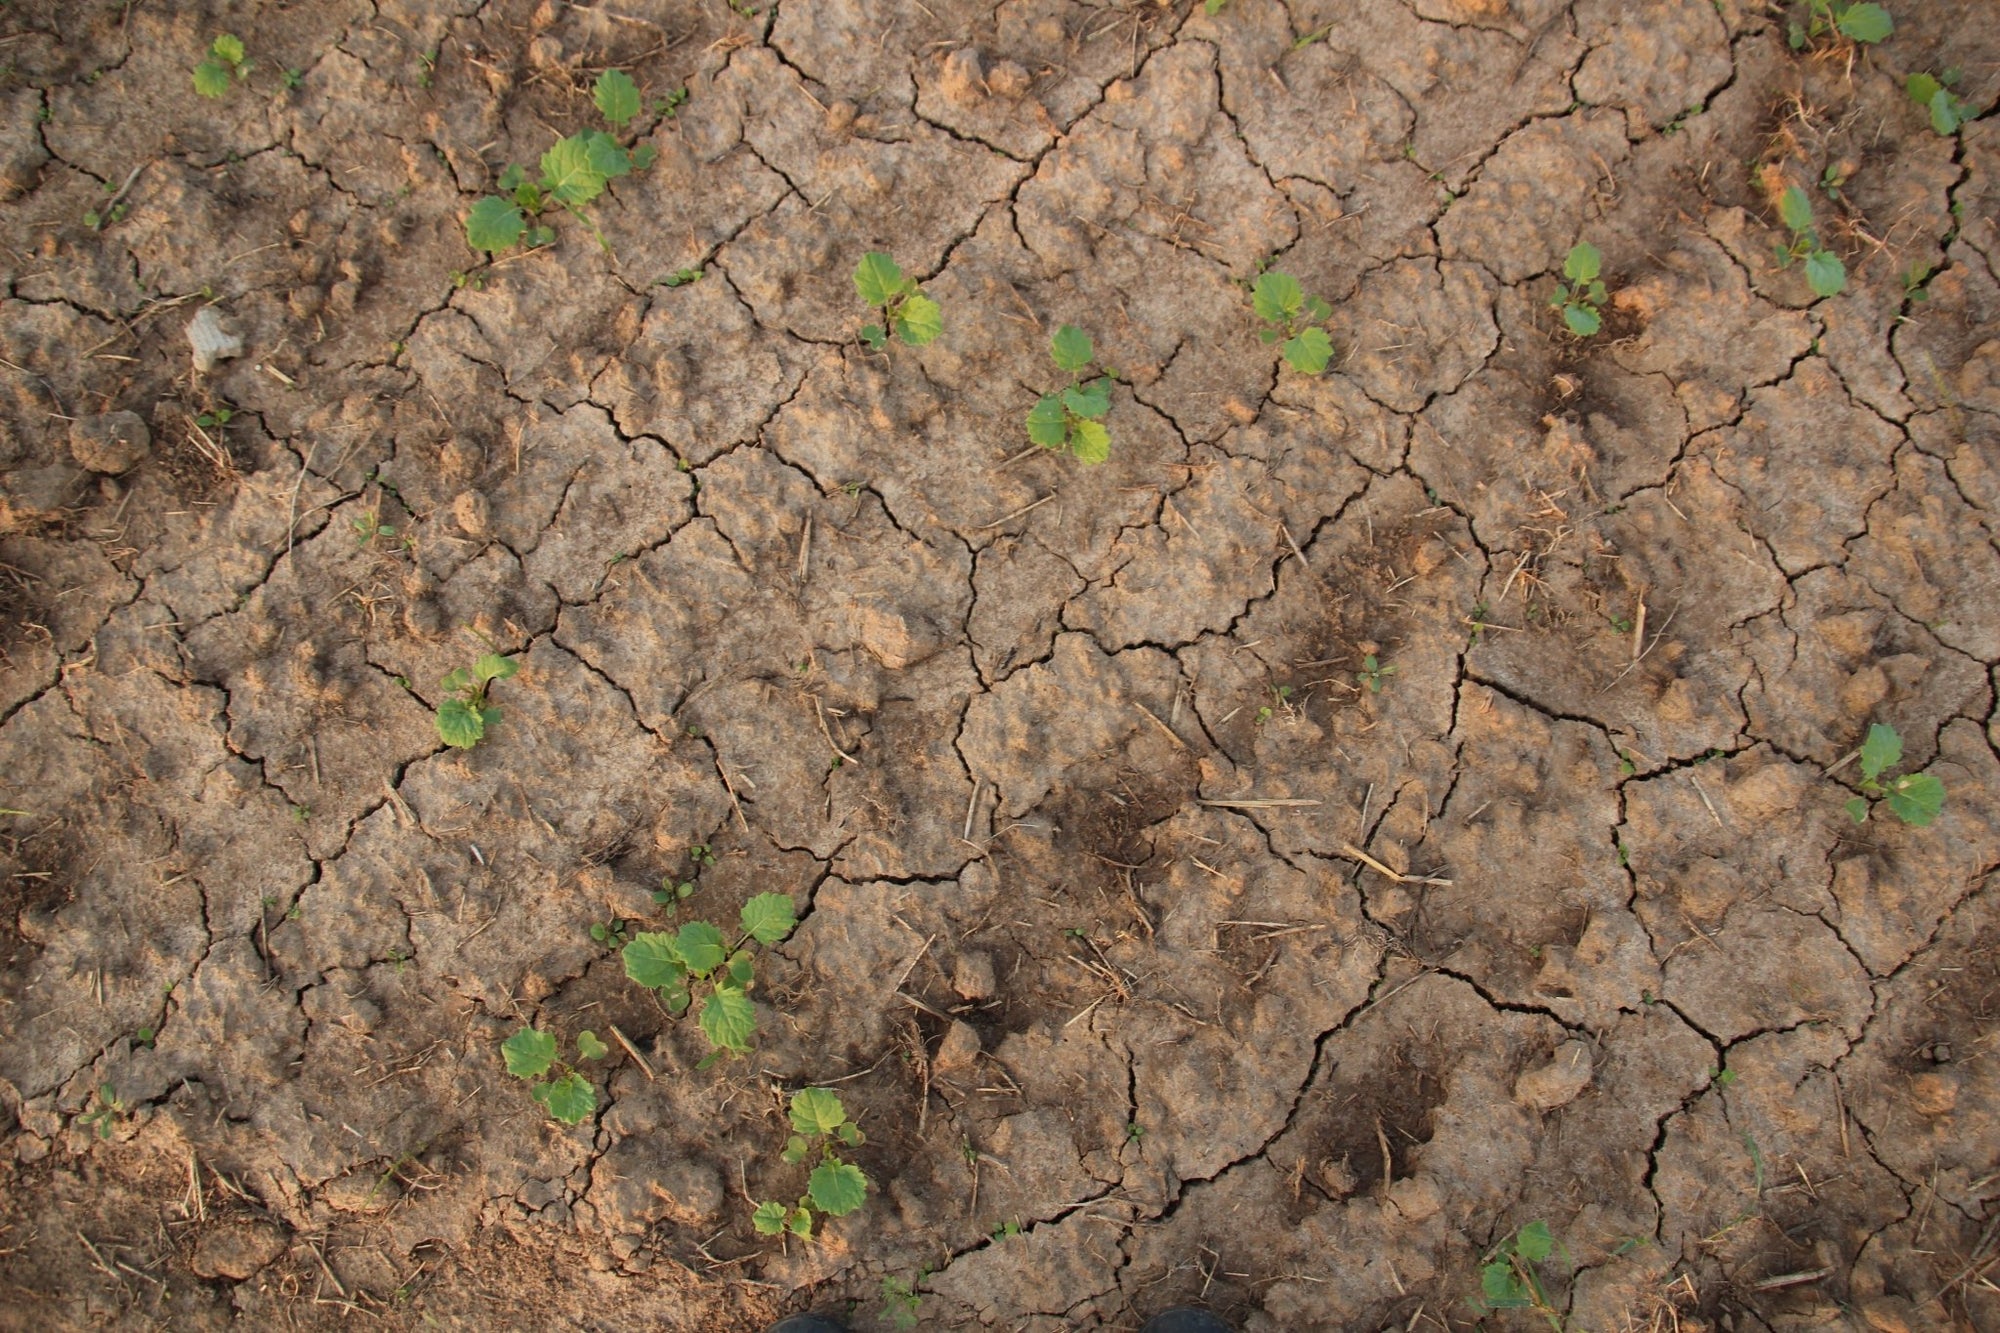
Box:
[2,1,1998,1330]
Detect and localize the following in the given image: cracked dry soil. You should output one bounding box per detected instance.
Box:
[0,0,1997,1329]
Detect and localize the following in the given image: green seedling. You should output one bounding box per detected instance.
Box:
[1471,1220,1569,1331]
[352,511,395,546]
[1906,72,1968,135]
[991,1218,1022,1240]
[193,34,250,98]
[852,253,942,351]
[654,876,697,907]
[751,1087,870,1239]
[77,1085,132,1140]
[1356,654,1397,693]
[1251,271,1335,373]
[589,917,632,948]
[464,69,656,255]
[435,653,519,750]
[195,406,235,430]
[1551,242,1607,336]
[501,1026,607,1125]
[1844,723,1945,826]
[1788,0,1893,49]
[661,266,704,288]
[657,87,690,117]
[1901,260,1933,303]
[881,1274,924,1331]
[1205,0,1230,14]
[622,892,796,1063]
[1774,186,1846,298]
[1027,325,1114,464]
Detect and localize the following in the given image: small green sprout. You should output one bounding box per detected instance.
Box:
[657,87,690,117]
[1027,325,1113,464]
[589,917,632,948]
[1205,0,1230,15]
[1472,1220,1568,1331]
[134,1026,155,1048]
[352,511,395,546]
[852,253,942,351]
[1788,0,1893,49]
[1551,242,1607,337]
[653,876,697,907]
[282,67,303,91]
[193,34,249,99]
[1356,654,1397,693]
[991,1218,1022,1240]
[661,266,704,288]
[464,69,656,255]
[751,1087,870,1239]
[435,653,519,750]
[77,1085,132,1140]
[881,1275,924,1331]
[1774,186,1846,298]
[622,892,796,1062]
[1251,270,1335,373]
[195,406,235,430]
[1125,1122,1145,1142]
[1844,723,1945,826]
[502,1026,607,1125]
[1906,72,1968,135]
[1901,260,1933,303]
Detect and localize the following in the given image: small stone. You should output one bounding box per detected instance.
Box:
[610,1234,643,1259]
[824,101,857,136]
[1907,1071,1957,1117]
[187,307,245,374]
[190,1220,288,1280]
[986,61,1031,99]
[1387,1175,1443,1222]
[951,951,996,1001]
[1513,1040,1594,1111]
[69,412,151,473]
[934,1019,982,1073]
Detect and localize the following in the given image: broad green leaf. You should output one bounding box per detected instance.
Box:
[740,893,797,945]
[751,1201,790,1235]
[581,129,632,181]
[1907,73,1942,108]
[498,164,527,193]
[1563,241,1601,284]
[807,1160,869,1216]
[1251,271,1304,324]
[1835,3,1892,42]
[540,135,608,206]
[440,667,474,693]
[835,1122,864,1147]
[1562,303,1602,338]
[1886,773,1944,826]
[193,60,233,98]
[675,921,727,976]
[859,324,887,351]
[594,68,641,125]
[436,698,485,748]
[1481,1260,1529,1307]
[1930,91,1963,135]
[1050,324,1094,374]
[700,988,757,1052]
[1258,327,1285,345]
[1858,723,1901,781]
[853,253,906,307]
[474,653,518,682]
[502,1027,556,1079]
[790,1087,848,1136]
[1069,419,1110,465]
[1804,249,1846,298]
[724,953,755,989]
[662,982,691,1016]
[893,292,943,347]
[576,1030,609,1061]
[1846,795,1871,824]
[534,1072,596,1124]
[1282,326,1335,373]
[478,706,502,730]
[1305,295,1333,322]
[1026,394,1069,448]
[1515,1220,1554,1263]
[1778,185,1815,237]
[525,224,555,248]
[623,932,688,990]
[629,143,658,170]
[1063,380,1110,420]
[211,34,246,65]
[786,1207,813,1238]
[782,1134,810,1165]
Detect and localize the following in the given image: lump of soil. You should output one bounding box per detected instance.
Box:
[0,463,86,532]
[68,412,150,474]
[190,1220,288,1280]
[186,307,244,374]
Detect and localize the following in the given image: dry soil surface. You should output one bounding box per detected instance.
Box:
[1,1,1998,1330]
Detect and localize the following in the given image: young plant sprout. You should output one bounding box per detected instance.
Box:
[1775,186,1846,298]
[1026,325,1113,464]
[751,1088,869,1239]
[464,69,656,254]
[852,253,942,351]
[435,653,518,750]
[1844,723,1945,826]
[502,1027,607,1125]
[1251,271,1335,372]
[1550,242,1607,337]
[621,892,797,1063]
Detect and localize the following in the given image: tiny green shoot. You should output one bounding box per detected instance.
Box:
[751,1087,870,1239]
[1788,0,1893,50]
[852,253,942,351]
[1844,723,1945,826]
[193,34,250,99]
[1905,72,1967,135]
[662,266,704,288]
[1472,1220,1568,1331]
[589,917,632,948]
[464,69,656,255]
[881,1275,924,1331]
[1205,0,1230,14]
[77,1085,132,1140]
[435,653,519,750]
[1251,270,1335,373]
[501,1026,607,1125]
[352,511,395,546]
[622,892,796,1062]
[1027,325,1113,464]
[1551,242,1607,337]
[1356,654,1397,693]
[1774,186,1846,298]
